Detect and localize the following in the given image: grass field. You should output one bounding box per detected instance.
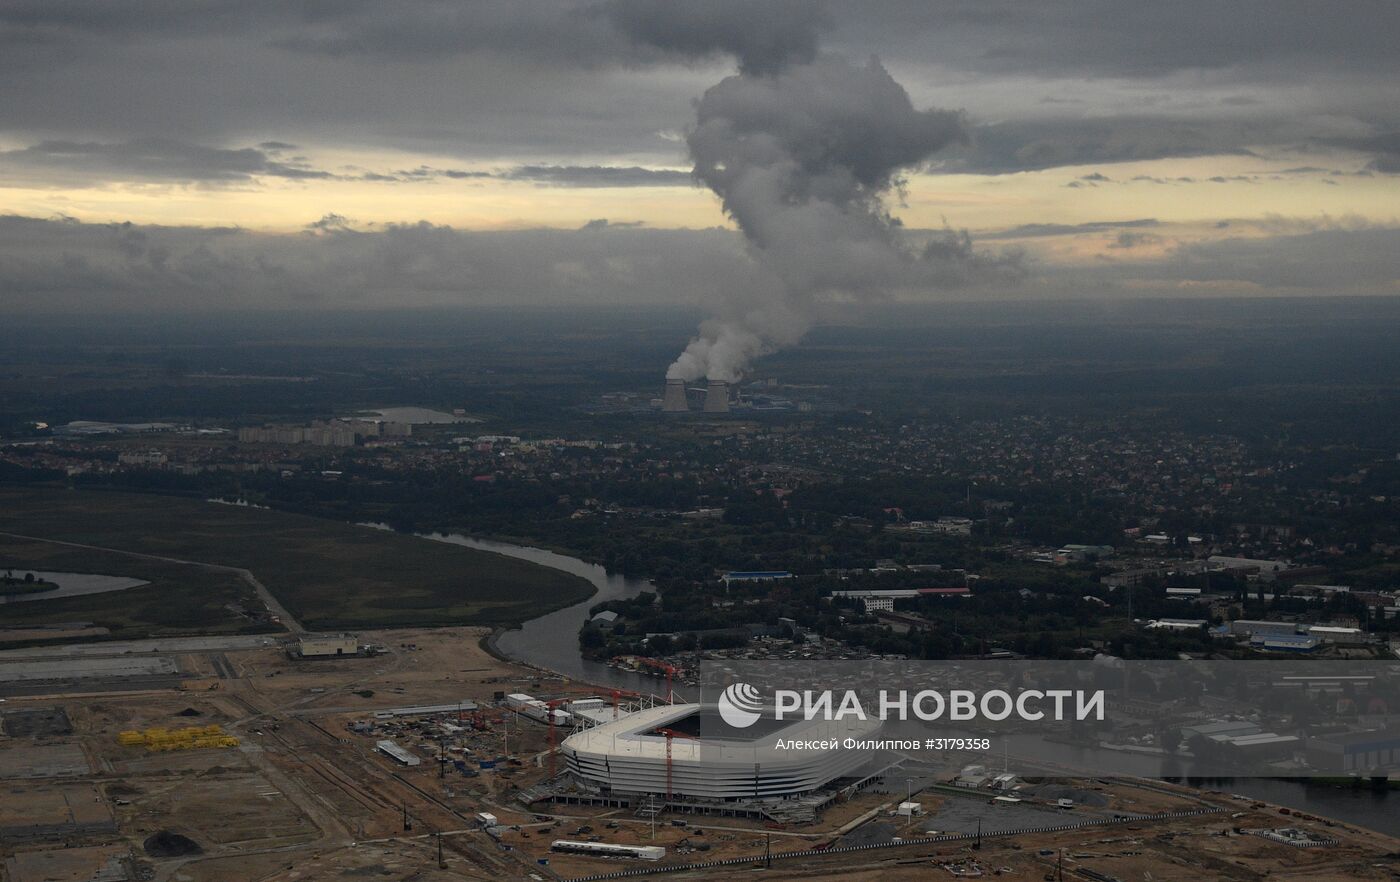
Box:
[0,485,594,632]
[0,533,268,640]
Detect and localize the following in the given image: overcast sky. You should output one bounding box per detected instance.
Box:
[2,0,1398,312]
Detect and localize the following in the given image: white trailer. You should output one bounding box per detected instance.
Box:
[551,840,665,861]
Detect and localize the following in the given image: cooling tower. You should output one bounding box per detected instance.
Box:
[702,380,730,413]
[662,378,689,413]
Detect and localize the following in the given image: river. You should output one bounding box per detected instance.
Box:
[0,570,148,604]
[418,532,671,698]
[413,530,1399,836]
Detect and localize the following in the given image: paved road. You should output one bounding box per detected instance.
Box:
[0,530,305,634]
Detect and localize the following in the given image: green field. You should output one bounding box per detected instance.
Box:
[0,486,594,632]
[0,533,267,640]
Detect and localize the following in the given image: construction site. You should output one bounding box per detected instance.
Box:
[1,626,1398,882]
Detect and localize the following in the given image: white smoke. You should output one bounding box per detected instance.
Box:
[665,51,1006,382]
[666,306,802,383]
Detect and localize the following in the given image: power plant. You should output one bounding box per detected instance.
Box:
[702,380,730,413]
[660,378,731,414]
[661,378,689,413]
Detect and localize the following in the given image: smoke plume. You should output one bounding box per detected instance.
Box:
[652,17,1002,383]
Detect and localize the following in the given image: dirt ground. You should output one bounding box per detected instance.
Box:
[2,626,1398,882]
[3,844,131,882]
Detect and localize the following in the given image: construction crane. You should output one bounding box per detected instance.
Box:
[634,657,681,704]
[610,687,644,720]
[653,727,696,805]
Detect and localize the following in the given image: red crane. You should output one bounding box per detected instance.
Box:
[634,657,680,704]
[610,687,644,720]
[653,727,696,804]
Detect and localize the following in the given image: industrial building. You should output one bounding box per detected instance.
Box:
[376,739,421,766]
[559,703,879,802]
[294,634,359,658]
[1207,556,1293,581]
[1180,721,1260,741]
[1251,633,1320,653]
[1306,730,1400,773]
[1145,618,1209,631]
[1307,625,1367,644]
[1229,620,1369,645]
[1230,620,1302,639]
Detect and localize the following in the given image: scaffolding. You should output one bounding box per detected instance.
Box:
[117,724,240,752]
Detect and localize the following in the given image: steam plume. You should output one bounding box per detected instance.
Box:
[637,5,1012,383]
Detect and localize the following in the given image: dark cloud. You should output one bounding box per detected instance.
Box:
[9,1,1396,82]
[980,219,1160,241]
[0,1,1394,176]
[1107,231,1160,249]
[0,0,1395,320]
[0,213,764,312]
[393,166,494,180]
[0,138,333,184]
[604,0,828,75]
[1131,174,1203,185]
[0,0,282,47]
[945,118,1258,174]
[0,139,699,188]
[268,2,634,66]
[1137,227,1400,291]
[506,165,693,187]
[829,1,1400,80]
[305,213,355,232]
[578,218,645,230]
[7,212,1391,314]
[210,0,831,76]
[1318,132,1400,174]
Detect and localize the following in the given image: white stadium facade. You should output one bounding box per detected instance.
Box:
[560,703,880,801]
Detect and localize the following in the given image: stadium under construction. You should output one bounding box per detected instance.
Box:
[523,702,887,822]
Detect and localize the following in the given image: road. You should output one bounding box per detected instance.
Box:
[0,530,305,634]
